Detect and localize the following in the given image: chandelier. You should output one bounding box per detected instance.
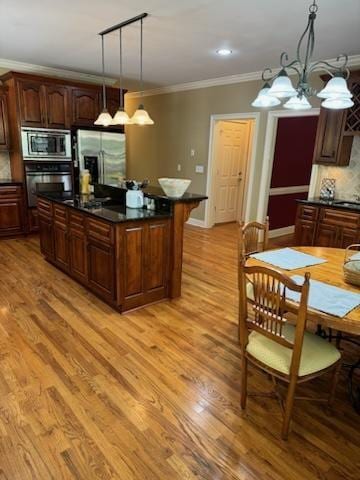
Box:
[252,1,354,111]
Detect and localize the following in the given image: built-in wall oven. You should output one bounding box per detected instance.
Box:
[25,163,73,207]
[21,127,72,161]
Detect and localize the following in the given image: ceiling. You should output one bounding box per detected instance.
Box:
[0,0,359,91]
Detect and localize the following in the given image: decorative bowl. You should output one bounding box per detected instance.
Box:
[158,178,191,198]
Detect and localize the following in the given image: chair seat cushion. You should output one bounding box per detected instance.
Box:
[246,324,341,376]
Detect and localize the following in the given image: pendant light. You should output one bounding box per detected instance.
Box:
[267,69,297,99]
[283,94,312,110]
[251,82,280,107]
[112,29,131,125]
[94,35,113,126]
[131,18,154,125]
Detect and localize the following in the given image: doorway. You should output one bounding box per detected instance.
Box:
[206,113,259,228]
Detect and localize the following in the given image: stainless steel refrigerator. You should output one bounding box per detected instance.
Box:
[75,129,126,185]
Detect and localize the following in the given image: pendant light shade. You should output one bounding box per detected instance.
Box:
[268,70,297,98]
[283,94,312,110]
[317,75,352,99]
[131,104,154,125]
[321,97,354,109]
[251,83,281,107]
[130,18,154,126]
[94,35,111,126]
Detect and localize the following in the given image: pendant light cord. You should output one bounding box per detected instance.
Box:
[119,29,123,108]
[140,18,143,101]
[101,35,106,110]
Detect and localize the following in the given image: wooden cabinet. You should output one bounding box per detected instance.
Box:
[28,208,39,232]
[295,202,360,248]
[69,211,88,283]
[313,70,359,166]
[43,85,69,129]
[38,198,54,258]
[0,185,24,237]
[88,240,115,302]
[0,90,10,150]
[17,80,45,127]
[53,205,69,269]
[71,87,100,126]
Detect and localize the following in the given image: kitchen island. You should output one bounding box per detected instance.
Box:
[37,187,207,312]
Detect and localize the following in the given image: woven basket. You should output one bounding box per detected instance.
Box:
[343,244,360,287]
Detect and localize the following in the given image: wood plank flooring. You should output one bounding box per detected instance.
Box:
[0,222,359,479]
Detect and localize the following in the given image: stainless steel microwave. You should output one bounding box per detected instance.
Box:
[21,127,72,161]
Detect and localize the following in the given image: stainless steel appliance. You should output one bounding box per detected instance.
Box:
[74,129,126,185]
[25,163,73,207]
[21,127,72,161]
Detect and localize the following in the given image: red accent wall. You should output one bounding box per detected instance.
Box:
[267,116,318,230]
[270,116,318,188]
[268,192,308,230]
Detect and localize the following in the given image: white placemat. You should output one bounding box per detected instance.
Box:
[250,248,327,270]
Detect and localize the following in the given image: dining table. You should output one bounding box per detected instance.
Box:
[247,245,360,412]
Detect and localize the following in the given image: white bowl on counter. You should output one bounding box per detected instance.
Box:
[158,178,191,198]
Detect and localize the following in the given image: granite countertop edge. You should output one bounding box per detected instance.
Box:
[297,198,360,213]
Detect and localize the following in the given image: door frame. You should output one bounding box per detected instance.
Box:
[256,108,320,224]
[205,112,260,228]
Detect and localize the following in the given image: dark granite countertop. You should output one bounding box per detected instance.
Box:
[143,186,208,203]
[297,197,360,213]
[0,178,23,186]
[37,192,172,224]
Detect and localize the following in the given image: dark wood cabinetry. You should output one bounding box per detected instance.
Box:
[71,87,100,126]
[53,204,69,269]
[0,89,10,150]
[313,70,360,166]
[17,80,44,127]
[295,203,360,248]
[44,85,69,129]
[0,185,24,237]
[68,211,88,283]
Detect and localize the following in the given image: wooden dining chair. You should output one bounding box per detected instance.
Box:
[239,216,269,258]
[238,259,342,440]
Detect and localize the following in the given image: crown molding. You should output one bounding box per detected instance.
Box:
[0,58,117,86]
[126,54,360,99]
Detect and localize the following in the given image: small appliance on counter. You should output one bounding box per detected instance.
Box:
[125,179,149,209]
[319,178,336,201]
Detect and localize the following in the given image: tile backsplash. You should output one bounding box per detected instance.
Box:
[315,136,360,200]
[0,151,11,178]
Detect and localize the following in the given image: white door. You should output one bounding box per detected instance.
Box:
[214,121,251,224]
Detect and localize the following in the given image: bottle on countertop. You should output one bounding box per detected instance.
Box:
[80,169,91,195]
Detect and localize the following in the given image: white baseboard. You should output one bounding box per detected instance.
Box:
[268,225,295,239]
[186,217,207,228]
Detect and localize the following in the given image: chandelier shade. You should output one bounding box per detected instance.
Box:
[251,1,351,111]
[112,107,132,125]
[283,95,312,110]
[131,105,154,125]
[94,109,113,127]
[251,83,281,107]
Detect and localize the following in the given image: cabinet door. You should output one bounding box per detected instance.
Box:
[121,224,146,302]
[294,219,316,246]
[71,88,100,126]
[315,223,338,247]
[0,93,10,150]
[88,241,114,302]
[17,80,45,127]
[145,221,169,293]
[54,222,69,269]
[44,85,69,129]
[0,198,23,236]
[39,216,54,259]
[339,228,360,249]
[69,231,88,283]
[313,108,348,165]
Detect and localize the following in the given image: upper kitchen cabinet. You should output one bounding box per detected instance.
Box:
[0,86,10,150]
[17,80,44,128]
[71,87,100,126]
[313,70,360,166]
[43,85,69,129]
[17,80,70,129]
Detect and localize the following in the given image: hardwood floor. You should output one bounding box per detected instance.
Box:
[0,222,359,479]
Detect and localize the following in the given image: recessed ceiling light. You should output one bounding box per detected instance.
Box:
[216,48,232,56]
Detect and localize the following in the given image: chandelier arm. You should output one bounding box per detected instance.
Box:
[308,57,350,79]
[261,68,277,83]
[296,15,313,67]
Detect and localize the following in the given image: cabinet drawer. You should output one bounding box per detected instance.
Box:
[87,217,114,245]
[0,186,22,197]
[37,198,53,218]
[54,204,68,225]
[320,208,360,229]
[297,204,318,221]
[69,210,86,233]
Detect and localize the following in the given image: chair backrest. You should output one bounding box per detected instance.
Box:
[239,217,269,258]
[36,182,65,193]
[238,259,310,376]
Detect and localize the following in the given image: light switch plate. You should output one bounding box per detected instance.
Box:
[177,164,181,172]
[195,165,204,174]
